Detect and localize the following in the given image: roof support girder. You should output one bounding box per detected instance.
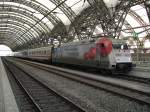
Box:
[0,22,36,39]
[0,21,37,46]
[0,24,35,41]
[0,4,51,32]
[84,0,146,38]
[0,13,45,36]
[48,0,76,22]
[16,0,61,25]
[0,27,34,47]
[0,18,39,41]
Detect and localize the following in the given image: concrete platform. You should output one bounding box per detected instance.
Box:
[0,57,19,112]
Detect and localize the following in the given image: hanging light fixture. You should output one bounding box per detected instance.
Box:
[103,0,118,8]
[145,0,150,5]
[103,0,118,16]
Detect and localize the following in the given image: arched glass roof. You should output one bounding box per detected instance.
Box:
[123,5,149,38]
[0,0,149,51]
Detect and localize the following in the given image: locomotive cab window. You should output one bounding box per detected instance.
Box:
[113,44,128,50]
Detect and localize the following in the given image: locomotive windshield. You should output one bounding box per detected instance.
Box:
[113,44,128,50]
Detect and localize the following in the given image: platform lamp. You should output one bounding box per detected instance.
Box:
[103,0,118,17]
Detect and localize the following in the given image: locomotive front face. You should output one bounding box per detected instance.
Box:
[111,43,132,71]
[114,44,131,63]
[96,38,133,72]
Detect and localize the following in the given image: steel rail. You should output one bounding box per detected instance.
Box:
[3,60,43,112]
[4,58,86,112]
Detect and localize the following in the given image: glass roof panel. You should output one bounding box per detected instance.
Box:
[131,5,149,24]
[126,14,141,28]
[24,23,31,29]
[33,13,44,19]
[26,0,48,10]
[0,1,150,49]
[55,12,71,25]
[65,0,90,15]
[121,31,133,37]
[0,2,35,12]
[93,25,103,35]
[0,2,50,22]
[36,0,56,10]
[0,13,36,24]
[42,17,54,29]
[125,14,147,37]
[144,40,150,48]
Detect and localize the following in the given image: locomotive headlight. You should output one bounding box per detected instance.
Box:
[128,57,132,61]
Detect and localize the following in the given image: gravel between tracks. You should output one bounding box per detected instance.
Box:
[7,59,150,112]
[4,65,38,112]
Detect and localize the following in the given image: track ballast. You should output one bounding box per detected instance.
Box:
[3,59,85,112]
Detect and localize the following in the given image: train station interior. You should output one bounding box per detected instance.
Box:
[0,0,150,112]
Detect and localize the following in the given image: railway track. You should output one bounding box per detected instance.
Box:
[4,57,150,107]
[3,59,85,112]
[53,63,150,85]
[54,63,150,85]
[108,73,150,85]
[14,57,150,85]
